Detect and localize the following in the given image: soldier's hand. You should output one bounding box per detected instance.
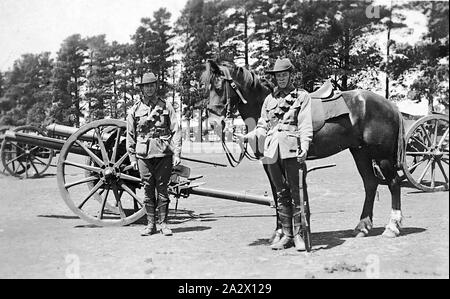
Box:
[233,133,247,145]
[297,149,307,164]
[131,161,139,171]
[173,156,181,166]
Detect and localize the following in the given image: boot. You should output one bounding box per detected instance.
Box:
[269,228,283,245]
[158,204,172,236]
[141,205,157,236]
[270,208,293,250]
[293,207,306,251]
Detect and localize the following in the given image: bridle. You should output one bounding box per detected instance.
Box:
[218,72,260,167]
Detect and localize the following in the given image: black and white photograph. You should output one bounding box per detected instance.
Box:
[0,0,448,281]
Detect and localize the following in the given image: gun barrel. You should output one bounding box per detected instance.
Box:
[4,131,88,156]
[189,187,273,206]
[46,124,96,142]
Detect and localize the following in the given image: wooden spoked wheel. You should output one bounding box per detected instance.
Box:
[1,125,54,178]
[57,119,146,226]
[402,114,449,192]
[0,126,14,174]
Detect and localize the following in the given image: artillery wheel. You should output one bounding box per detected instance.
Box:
[402,114,449,192]
[57,119,146,226]
[1,125,54,178]
[0,126,14,174]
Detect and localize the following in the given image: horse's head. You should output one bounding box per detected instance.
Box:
[201,59,271,131]
[201,60,234,127]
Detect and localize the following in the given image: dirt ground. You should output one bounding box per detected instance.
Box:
[0,146,448,279]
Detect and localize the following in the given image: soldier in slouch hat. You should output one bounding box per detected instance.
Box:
[126,72,182,237]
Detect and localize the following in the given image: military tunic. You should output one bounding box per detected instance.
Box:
[126,97,182,226]
[247,86,313,162]
[126,98,181,162]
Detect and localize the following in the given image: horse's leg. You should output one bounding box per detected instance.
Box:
[263,163,282,242]
[350,148,379,237]
[380,159,403,238]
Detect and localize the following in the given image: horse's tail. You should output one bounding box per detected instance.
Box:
[396,110,406,170]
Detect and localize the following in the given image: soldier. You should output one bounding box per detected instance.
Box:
[239,58,313,250]
[126,72,182,237]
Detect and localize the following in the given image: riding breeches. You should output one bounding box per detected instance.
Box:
[266,156,301,209]
[138,156,173,214]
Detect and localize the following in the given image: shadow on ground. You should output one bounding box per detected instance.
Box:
[248,227,427,250]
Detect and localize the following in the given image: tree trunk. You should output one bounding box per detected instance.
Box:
[74,76,80,127]
[386,0,393,99]
[244,11,249,68]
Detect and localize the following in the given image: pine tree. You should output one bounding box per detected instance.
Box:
[0,53,53,126]
[50,34,87,126]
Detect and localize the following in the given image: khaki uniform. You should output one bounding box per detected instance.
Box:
[127,98,181,162]
[246,85,313,248]
[126,97,181,228]
[247,86,313,162]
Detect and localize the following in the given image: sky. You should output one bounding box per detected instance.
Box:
[0,0,432,73]
[0,0,187,71]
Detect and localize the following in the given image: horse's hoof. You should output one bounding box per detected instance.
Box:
[382,228,399,238]
[355,231,367,238]
[355,232,367,238]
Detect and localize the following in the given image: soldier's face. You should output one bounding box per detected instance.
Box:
[142,83,157,97]
[275,71,290,89]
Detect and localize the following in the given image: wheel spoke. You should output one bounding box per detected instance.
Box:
[438,128,449,149]
[111,127,122,164]
[17,160,27,173]
[418,159,433,183]
[119,173,142,183]
[119,181,143,207]
[436,160,449,188]
[97,187,110,220]
[406,151,429,156]
[30,159,39,175]
[5,152,27,165]
[75,140,104,167]
[418,125,433,147]
[430,161,436,189]
[78,180,104,210]
[33,156,48,166]
[25,157,29,178]
[10,142,27,153]
[95,128,109,166]
[411,136,429,150]
[64,160,102,173]
[433,120,439,146]
[408,158,426,172]
[112,184,126,218]
[65,176,99,189]
[113,152,129,168]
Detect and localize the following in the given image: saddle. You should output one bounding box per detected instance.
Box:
[309,80,350,132]
[310,79,341,101]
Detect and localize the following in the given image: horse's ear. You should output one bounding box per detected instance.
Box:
[208,59,221,74]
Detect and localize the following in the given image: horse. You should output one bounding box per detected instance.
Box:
[201,59,406,239]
